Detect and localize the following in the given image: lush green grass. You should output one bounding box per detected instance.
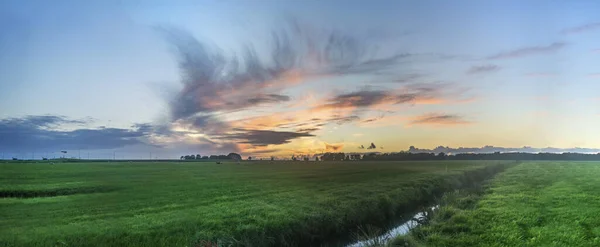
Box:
[405,162,600,247]
[0,161,509,246]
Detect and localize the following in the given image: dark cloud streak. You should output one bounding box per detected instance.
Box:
[0,115,152,152]
[467,65,500,74]
[215,129,314,146]
[409,113,470,125]
[560,22,600,34]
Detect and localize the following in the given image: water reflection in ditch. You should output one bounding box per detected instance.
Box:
[346,206,438,247]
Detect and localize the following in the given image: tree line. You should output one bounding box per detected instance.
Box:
[316,151,600,161]
[180,153,241,160]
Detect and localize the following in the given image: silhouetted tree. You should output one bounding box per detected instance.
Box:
[437,152,446,159]
[196,154,201,159]
[227,153,242,160]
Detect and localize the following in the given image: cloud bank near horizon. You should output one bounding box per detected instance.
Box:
[407,145,600,154]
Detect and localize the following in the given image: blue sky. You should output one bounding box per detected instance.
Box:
[1,0,599,159]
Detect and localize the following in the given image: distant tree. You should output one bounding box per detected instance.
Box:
[12,158,17,161]
[227,153,242,160]
[345,155,350,161]
[304,157,309,161]
[321,152,346,161]
[180,156,184,160]
[270,156,275,161]
[437,152,446,159]
[315,157,319,161]
[352,154,362,160]
[202,156,209,159]
[248,156,252,160]
[196,154,201,159]
[209,155,218,159]
[292,155,297,161]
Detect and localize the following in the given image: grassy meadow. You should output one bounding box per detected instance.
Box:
[0,160,509,246]
[399,162,600,247]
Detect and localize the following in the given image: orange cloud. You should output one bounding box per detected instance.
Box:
[406,113,471,127]
[229,114,298,130]
[325,143,344,152]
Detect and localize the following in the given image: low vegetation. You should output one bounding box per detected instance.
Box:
[0,161,510,246]
[396,162,600,247]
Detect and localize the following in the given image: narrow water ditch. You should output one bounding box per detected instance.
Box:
[346,205,438,247]
[336,162,516,247]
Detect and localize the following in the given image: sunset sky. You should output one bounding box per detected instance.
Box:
[1,0,599,159]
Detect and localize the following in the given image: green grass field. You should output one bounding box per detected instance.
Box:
[403,162,600,247]
[0,161,508,247]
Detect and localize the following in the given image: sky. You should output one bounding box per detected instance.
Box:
[1,0,600,159]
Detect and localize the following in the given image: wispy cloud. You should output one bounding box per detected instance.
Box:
[247,94,291,105]
[157,20,419,152]
[466,65,500,74]
[560,22,600,34]
[160,21,412,122]
[408,113,471,126]
[524,72,557,78]
[487,42,565,60]
[313,84,442,111]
